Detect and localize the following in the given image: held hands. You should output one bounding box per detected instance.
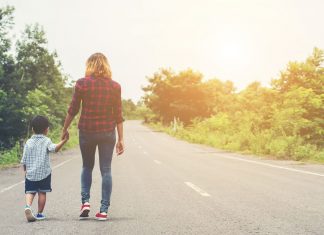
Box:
[61,129,69,142]
[63,132,70,142]
[116,139,125,156]
[61,128,123,154]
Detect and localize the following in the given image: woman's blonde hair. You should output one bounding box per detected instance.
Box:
[85,53,112,79]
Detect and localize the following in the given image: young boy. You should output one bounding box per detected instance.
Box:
[21,115,69,222]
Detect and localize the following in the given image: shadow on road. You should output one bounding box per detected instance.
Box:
[73,217,136,222]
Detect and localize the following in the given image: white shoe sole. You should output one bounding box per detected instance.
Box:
[25,208,36,222]
[96,217,107,221]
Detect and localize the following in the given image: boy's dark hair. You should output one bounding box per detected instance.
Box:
[31,115,50,134]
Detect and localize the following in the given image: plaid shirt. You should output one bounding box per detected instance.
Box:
[21,135,56,181]
[68,77,124,132]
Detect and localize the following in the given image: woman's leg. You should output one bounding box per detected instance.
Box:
[98,132,116,213]
[79,132,97,204]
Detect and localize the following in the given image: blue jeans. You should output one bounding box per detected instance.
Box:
[79,130,116,213]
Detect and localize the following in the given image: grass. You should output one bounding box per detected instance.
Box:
[147,121,324,164]
[0,143,21,168]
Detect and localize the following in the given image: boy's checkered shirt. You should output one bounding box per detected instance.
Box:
[21,134,57,181]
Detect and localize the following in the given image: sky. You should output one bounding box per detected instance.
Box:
[1,0,324,101]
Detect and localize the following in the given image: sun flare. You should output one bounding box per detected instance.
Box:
[220,42,245,62]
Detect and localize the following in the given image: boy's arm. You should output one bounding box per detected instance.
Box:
[54,138,68,152]
[48,133,69,153]
[21,144,27,176]
[20,143,27,165]
[23,165,26,175]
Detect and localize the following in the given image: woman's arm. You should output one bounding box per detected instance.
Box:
[61,81,82,139]
[61,80,82,140]
[61,114,74,140]
[116,122,124,155]
[114,83,124,155]
[55,132,69,152]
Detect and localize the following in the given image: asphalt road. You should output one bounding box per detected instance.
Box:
[1,120,324,235]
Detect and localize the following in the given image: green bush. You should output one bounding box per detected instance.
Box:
[148,117,324,162]
[0,142,20,166]
[293,144,317,161]
[143,48,324,163]
[310,150,324,163]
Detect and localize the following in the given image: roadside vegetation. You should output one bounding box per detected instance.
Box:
[0,6,78,167]
[142,49,324,163]
[1,5,323,165]
[0,6,146,167]
[122,99,150,120]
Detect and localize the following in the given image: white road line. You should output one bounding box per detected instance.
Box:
[185,182,211,197]
[219,154,324,178]
[0,180,25,194]
[0,158,76,194]
[154,160,162,164]
[52,158,75,169]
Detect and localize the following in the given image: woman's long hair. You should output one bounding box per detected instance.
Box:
[85,53,112,79]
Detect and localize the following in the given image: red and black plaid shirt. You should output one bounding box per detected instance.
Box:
[68,76,124,132]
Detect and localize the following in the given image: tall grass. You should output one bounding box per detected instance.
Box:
[0,142,21,167]
[148,116,324,163]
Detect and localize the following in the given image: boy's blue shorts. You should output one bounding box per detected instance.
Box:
[25,174,52,194]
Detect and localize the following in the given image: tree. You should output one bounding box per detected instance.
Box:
[122,99,137,119]
[0,6,22,148]
[0,6,70,148]
[272,48,324,95]
[0,6,14,67]
[143,68,211,124]
[203,79,236,114]
[272,48,324,146]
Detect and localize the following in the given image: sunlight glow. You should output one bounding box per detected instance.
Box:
[209,30,253,73]
[220,42,246,64]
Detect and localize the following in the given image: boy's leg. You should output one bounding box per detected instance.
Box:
[37,174,51,214]
[25,193,35,206]
[38,192,46,213]
[25,193,37,222]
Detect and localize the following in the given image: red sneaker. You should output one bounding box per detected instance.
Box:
[79,202,90,219]
[95,212,108,221]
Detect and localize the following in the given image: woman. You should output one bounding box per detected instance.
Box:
[61,53,124,221]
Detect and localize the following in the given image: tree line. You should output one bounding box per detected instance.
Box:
[142,49,324,160]
[0,6,143,154]
[0,6,72,150]
[1,5,323,161]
